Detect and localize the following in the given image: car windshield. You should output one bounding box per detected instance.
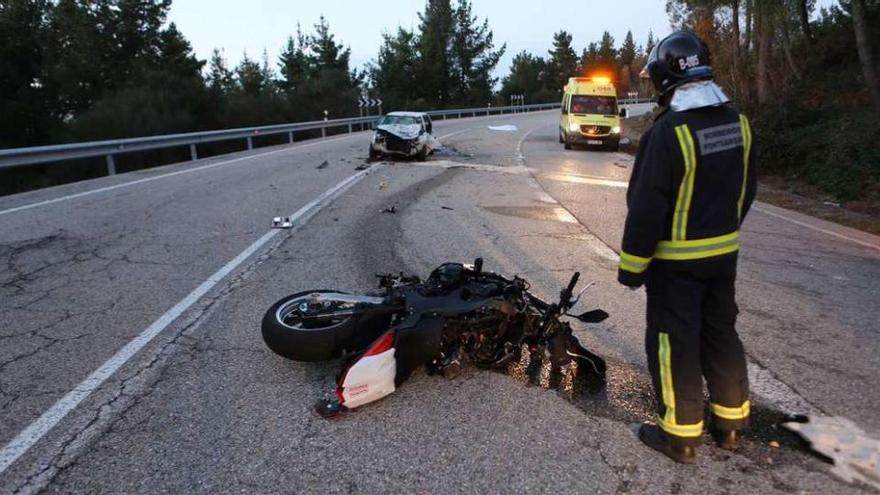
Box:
[570,95,617,115]
[378,115,420,126]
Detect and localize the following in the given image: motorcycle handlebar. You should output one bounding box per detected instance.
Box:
[566,272,580,294]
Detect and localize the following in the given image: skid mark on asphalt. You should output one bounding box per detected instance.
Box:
[0,164,384,479]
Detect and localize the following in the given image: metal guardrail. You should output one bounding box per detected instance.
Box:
[0,102,562,175]
[618,97,656,105]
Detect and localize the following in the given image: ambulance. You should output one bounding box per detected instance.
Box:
[559,76,627,151]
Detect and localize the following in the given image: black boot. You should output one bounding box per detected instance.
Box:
[638,423,696,464]
[711,428,741,451]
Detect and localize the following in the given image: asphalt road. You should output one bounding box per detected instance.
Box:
[1,110,878,494]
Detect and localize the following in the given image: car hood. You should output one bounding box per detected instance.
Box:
[377,123,422,139]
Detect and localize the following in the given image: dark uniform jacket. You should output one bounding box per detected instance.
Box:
[618,104,757,287]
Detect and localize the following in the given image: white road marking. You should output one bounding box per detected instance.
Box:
[516,122,825,415]
[753,205,880,252]
[0,164,381,476]
[437,128,473,141]
[0,134,363,217]
[540,172,629,188]
[0,123,478,219]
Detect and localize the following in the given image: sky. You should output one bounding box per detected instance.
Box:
[168,0,838,81]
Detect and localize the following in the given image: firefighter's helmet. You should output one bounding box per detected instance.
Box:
[641,31,713,96]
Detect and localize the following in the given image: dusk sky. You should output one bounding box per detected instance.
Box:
[168,0,838,79]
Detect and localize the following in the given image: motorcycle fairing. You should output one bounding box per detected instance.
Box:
[336,331,397,408]
[393,317,443,386]
[335,316,445,410]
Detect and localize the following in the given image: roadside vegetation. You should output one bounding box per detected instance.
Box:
[666,0,880,211]
[1,0,878,213]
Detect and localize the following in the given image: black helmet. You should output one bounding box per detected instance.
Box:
[641,31,713,95]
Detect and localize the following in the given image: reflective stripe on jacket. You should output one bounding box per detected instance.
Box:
[618,105,756,286]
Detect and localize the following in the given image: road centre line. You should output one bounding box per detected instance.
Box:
[0,164,382,476]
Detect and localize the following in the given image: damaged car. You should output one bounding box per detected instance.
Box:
[369,111,439,161]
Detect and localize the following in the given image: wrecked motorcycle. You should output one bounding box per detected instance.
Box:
[261,259,608,417]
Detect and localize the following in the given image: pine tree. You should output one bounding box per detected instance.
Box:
[580,42,600,74]
[0,0,53,146]
[450,0,506,105]
[309,15,352,75]
[500,51,552,103]
[277,27,309,94]
[237,53,271,96]
[596,31,617,71]
[370,27,419,109]
[646,30,657,55]
[415,0,455,107]
[546,30,579,93]
[619,30,637,69]
[207,48,235,95]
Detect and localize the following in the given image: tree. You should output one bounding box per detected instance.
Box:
[415,0,455,107]
[277,28,309,94]
[370,27,419,109]
[646,29,657,55]
[546,30,579,93]
[207,48,235,96]
[450,0,506,105]
[235,52,273,96]
[0,0,53,147]
[850,0,880,110]
[596,31,617,71]
[580,42,599,74]
[500,51,552,103]
[619,30,637,69]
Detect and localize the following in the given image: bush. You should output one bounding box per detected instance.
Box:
[756,105,880,202]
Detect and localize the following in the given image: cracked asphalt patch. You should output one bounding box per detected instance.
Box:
[1,112,876,493]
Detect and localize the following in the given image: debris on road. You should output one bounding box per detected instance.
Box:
[354,163,370,170]
[783,415,880,489]
[441,206,454,210]
[272,216,293,229]
[488,125,518,132]
[317,160,329,169]
[769,440,780,448]
[613,161,628,168]
[381,206,396,214]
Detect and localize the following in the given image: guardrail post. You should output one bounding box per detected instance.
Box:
[247,137,253,150]
[189,143,198,161]
[288,131,294,143]
[105,155,116,175]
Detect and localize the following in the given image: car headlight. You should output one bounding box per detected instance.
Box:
[569,123,580,132]
[611,126,621,134]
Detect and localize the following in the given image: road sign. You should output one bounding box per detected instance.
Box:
[359,97,382,108]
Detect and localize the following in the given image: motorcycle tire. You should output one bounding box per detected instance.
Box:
[262,290,364,362]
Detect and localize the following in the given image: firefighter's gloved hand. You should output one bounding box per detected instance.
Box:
[617,269,646,289]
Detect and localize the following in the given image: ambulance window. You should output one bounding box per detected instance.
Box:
[570,95,617,115]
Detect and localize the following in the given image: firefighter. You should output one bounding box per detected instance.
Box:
[619,31,756,464]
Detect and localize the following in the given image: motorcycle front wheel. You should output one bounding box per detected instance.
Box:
[262,290,370,362]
